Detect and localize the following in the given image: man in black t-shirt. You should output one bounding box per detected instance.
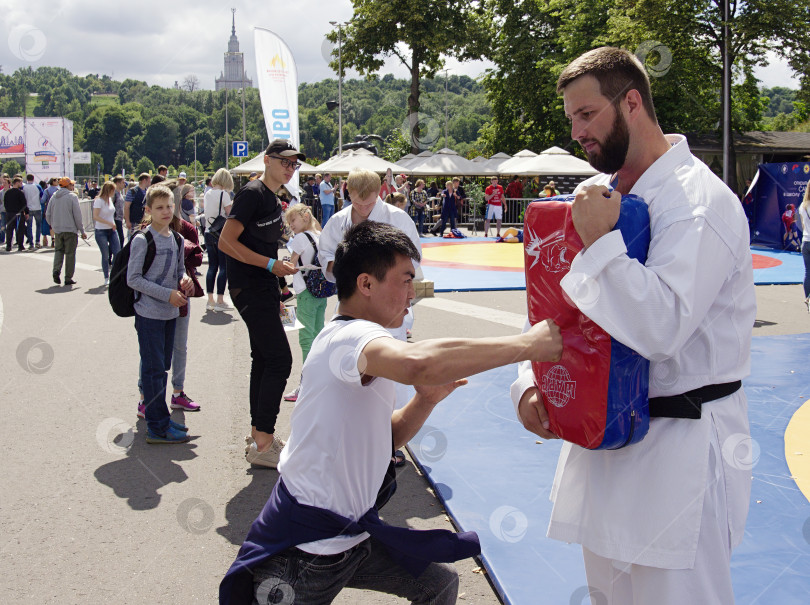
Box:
[4,177,27,251]
[219,139,302,469]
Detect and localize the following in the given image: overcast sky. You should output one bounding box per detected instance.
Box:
[3,0,800,90]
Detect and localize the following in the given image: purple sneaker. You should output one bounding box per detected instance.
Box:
[170,391,201,412]
[137,402,145,419]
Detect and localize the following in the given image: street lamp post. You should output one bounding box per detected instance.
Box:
[329,21,348,154]
[443,69,450,148]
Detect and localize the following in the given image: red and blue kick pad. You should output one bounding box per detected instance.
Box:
[524,195,651,449]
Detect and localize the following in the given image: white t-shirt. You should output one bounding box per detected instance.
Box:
[799,205,810,244]
[287,230,320,294]
[277,318,395,555]
[22,183,41,211]
[203,188,230,227]
[93,197,116,230]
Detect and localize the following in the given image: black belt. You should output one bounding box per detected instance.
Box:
[649,380,741,419]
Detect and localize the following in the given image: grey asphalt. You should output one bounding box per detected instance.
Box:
[0,241,806,604]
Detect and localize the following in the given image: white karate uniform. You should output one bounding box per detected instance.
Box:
[512,135,756,604]
[318,197,423,345]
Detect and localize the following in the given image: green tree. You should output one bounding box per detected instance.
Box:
[2,159,23,176]
[142,115,179,167]
[327,0,486,153]
[480,0,809,165]
[135,156,155,175]
[112,150,134,175]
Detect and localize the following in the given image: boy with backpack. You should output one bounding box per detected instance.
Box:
[125,184,195,444]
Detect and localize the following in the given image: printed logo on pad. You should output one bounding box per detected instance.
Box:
[525,227,571,273]
[542,365,576,408]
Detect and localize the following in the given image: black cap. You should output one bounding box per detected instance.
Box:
[265,139,306,161]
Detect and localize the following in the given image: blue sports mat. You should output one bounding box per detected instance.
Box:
[407,334,810,605]
[419,240,803,291]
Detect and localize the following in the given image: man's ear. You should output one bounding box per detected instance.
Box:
[623,89,644,122]
[356,273,373,298]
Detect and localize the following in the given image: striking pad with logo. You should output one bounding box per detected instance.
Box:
[524,194,651,449]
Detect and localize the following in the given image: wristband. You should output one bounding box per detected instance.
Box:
[266,258,276,273]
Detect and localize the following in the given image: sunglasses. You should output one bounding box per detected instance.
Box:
[269,156,302,170]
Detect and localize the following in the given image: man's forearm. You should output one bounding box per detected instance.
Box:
[385,333,539,386]
[391,394,436,449]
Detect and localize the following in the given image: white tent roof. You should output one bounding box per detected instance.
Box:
[496,149,541,174]
[229,152,318,176]
[407,147,496,177]
[315,148,411,175]
[505,146,598,177]
[482,152,512,172]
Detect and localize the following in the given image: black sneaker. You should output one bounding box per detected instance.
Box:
[280,290,294,303]
[53,273,61,285]
[65,278,77,285]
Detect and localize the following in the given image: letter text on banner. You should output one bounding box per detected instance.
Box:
[254,27,300,198]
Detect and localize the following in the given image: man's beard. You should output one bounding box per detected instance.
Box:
[584,108,630,174]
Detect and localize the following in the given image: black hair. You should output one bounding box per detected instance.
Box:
[333,221,421,300]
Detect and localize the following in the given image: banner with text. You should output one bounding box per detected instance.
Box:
[747,162,810,251]
[254,27,300,197]
[0,117,25,156]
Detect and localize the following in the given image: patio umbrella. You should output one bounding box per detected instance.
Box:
[509,146,598,177]
[408,147,496,177]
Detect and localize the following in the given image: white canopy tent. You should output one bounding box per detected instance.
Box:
[229,152,318,176]
[314,148,411,175]
[407,147,497,177]
[495,149,539,174]
[506,146,598,177]
[397,149,433,169]
[483,152,512,173]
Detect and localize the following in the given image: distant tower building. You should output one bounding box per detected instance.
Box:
[215,8,253,91]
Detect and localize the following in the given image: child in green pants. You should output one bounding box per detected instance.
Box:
[284,204,328,402]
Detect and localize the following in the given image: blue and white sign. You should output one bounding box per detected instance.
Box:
[232,141,249,157]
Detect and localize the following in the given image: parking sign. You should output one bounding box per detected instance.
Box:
[232,141,249,157]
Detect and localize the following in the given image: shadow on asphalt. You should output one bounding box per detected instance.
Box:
[94,418,199,511]
[35,285,67,294]
[201,311,237,326]
[85,285,107,296]
[216,468,278,545]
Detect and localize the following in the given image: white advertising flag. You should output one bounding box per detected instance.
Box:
[254,27,300,198]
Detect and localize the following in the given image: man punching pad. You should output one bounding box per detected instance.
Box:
[524,194,650,449]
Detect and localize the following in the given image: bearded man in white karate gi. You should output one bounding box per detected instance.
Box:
[512,46,756,604]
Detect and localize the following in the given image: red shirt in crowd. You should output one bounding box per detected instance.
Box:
[485,184,505,206]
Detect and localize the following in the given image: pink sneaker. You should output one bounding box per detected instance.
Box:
[283,387,299,402]
[170,391,201,411]
[137,401,145,419]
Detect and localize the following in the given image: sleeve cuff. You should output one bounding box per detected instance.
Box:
[510,360,537,424]
[560,230,626,301]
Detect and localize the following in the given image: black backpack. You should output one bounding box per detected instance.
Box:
[109,229,182,317]
[298,232,337,299]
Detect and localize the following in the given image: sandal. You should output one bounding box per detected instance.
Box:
[392,449,406,467]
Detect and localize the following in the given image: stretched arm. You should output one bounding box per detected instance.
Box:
[362,319,561,386]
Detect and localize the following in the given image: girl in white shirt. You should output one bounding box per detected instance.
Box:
[203,168,234,311]
[283,204,326,402]
[93,181,121,285]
